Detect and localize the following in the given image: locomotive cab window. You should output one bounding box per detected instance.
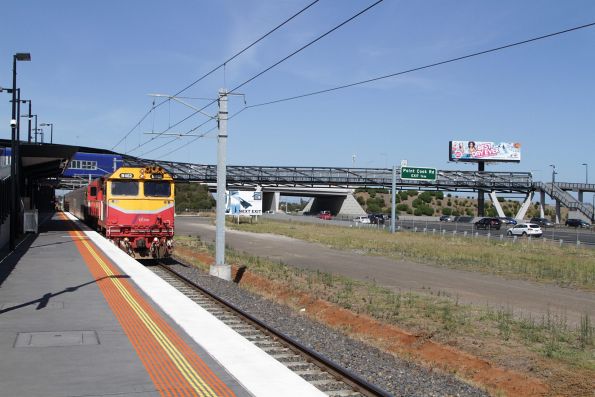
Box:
[111,181,139,196]
[89,187,97,196]
[144,181,171,197]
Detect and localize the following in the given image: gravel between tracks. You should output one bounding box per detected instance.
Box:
[166,260,489,397]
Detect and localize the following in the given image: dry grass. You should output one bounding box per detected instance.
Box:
[228,219,595,291]
[174,236,595,396]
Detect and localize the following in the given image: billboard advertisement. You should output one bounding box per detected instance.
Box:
[225,190,262,216]
[449,141,521,162]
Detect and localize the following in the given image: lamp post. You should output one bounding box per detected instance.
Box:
[40,123,53,143]
[582,163,588,184]
[35,127,44,143]
[30,114,38,143]
[19,99,32,142]
[9,52,31,250]
[549,164,556,191]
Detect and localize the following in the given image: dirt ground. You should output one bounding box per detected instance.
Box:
[176,245,595,397]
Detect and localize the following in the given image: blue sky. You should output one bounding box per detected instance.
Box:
[1,1,594,189]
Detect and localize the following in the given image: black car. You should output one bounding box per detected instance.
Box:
[474,217,502,230]
[368,213,386,225]
[565,218,591,228]
[499,217,517,225]
[440,215,455,222]
[530,217,554,227]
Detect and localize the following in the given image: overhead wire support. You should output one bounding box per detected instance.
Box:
[111,0,323,151]
[246,21,595,109]
[127,0,384,156]
[152,107,247,160]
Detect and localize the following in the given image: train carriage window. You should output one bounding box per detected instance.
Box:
[144,181,171,197]
[111,181,139,196]
[90,187,97,196]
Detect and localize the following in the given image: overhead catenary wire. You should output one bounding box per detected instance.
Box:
[111,0,323,151]
[126,0,384,156]
[154,20,595,159]
[152,108,247,160]
[246,21,595,109]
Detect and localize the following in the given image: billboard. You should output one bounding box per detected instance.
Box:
[449,141,521,162]
[225,190,262,216]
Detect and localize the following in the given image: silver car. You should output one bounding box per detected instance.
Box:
[507,223,542,237]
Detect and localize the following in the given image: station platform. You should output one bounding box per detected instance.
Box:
[0,213,325,397]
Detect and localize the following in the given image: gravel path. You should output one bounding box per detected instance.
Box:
[166,260,489,397]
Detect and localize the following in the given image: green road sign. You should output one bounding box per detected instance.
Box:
[401,166,437,181]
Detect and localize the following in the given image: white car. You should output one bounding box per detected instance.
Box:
[353,216,370,224]
[507,223,542,237]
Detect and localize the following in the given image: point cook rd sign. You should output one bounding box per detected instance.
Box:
[401,166,437,181]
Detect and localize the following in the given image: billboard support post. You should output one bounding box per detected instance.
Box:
[478,161,485,216]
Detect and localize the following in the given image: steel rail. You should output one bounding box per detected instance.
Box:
[156,262,392,397]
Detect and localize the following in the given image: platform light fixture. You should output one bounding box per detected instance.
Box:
[40,122,54,144]
[9,52,31,250]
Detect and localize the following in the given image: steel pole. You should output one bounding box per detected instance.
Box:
[211,89,231,280]
[9,56,17,250]
[27,101,32,143]
[390,165,396,233]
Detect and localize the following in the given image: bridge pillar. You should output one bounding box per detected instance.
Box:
[578,190,584,202]
[477,161,485,216]
[262,191,280,213]
[555,200,561,224]
[477,191,485,216]
[273,192,280,213]
[540,191,546,218]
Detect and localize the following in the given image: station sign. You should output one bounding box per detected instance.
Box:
[401,166,436,181]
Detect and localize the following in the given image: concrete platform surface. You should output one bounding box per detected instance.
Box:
[0,214,251,397]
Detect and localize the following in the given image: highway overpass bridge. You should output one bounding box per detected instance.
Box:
[55,154,594,221]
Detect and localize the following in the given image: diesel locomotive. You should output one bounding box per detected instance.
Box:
[65,166,175,258]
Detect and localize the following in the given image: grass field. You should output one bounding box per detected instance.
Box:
[228,218,595,291]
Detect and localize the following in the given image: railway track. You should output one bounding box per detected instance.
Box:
[149,261,392,397]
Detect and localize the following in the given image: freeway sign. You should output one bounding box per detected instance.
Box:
[401,166,437,181]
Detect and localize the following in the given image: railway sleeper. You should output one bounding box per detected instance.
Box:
[327,390,364,397]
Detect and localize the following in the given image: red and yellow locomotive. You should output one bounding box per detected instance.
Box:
[65,166,175,258]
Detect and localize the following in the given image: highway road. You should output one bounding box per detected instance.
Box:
[265,213,595,247]
[174,215,595,327]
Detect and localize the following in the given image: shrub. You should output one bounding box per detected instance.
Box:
[407,190,418,197]
[435,191,444,199]
[397,203,409,212]
[419,191,433,203]
[367,202,381,213]
[442,207,452,215]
